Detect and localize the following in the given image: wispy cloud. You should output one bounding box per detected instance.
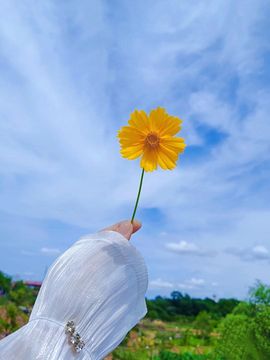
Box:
[150,277,207,292]
[0,0,270,297]
[40,247,61,256]
[166,241,216,257]
[149,278,174,290]
[226,245,270,262]
[189,278,205,286]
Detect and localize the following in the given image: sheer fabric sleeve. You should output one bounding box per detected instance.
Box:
[0,230,148,360]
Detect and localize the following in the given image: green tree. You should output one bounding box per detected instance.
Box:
[232,301,252,316]
[216,298,240,317]
[0,317,10,337]
[215,313,259,360]
[194,311,214,341]
[9,281,36,306]
[0,302,24,336]
[251,306,270,358]
[6,303,19,331]
[249,280,270,305]
[0,271,12,295]
[215,281,270,360]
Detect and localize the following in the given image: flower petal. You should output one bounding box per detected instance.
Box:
[128,110,150,134]
[148,107,182,136]
[160,136,186,153]
[159,144,178,161]
[157,144,178,170]
[159,116,182,136]
[148,107,167,132]
[120,144,144,160]
[118,126,145,146]
[158,151,177,170]
[140,147,158,172]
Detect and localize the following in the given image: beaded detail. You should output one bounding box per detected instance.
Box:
[65,321,85,353]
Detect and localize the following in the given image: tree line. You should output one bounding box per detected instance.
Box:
[146,291,240,321]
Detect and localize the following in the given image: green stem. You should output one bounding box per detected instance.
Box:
[131,168,145,223]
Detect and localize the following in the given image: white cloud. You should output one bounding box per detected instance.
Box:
[253,246,269,256]
[166,241,199,253]
[149,278,174,290]
[178,277,206,290]
[40,247,61,255]
[226,245,270,261]
[177,283,194,290]
[189,91,236,134]
[150,277,206,291]
[189,277,205,286]
[166,241,216,257]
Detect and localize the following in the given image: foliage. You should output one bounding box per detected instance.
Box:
[215,282,270,360]
[0,271,12,296]
[215,313,254,359]
[9,281,36,307]
[251,306,270,358]
[112,281,270,360]
[113,348,149,360]
[1,270,270,360]
[154,350,209,360]
[0,302,28,335]
[232,301,252,316]
[249,280,270,305]
[146,292,239,321]
[0,271,36,336]
[194,311,216,341]
[0,272,36,307]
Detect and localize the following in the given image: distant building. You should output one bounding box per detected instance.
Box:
[24,281,42,289]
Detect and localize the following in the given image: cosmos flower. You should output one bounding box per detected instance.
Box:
[117,107,186,172]
[117,107,186,222]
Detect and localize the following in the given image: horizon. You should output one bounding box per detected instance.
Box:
[0,269,257,302]
[0,0,270,300]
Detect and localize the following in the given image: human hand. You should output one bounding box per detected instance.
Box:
[101,220,142,240]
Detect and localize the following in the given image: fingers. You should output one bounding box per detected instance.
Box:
[131,220,141,235]
[101,219,142,240]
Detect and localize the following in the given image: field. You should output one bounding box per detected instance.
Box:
[108,318,216,360]
[1,271,270,359]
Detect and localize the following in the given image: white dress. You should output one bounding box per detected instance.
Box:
[0,230,148,359]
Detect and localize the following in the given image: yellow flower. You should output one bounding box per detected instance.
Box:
[117,107,186,172]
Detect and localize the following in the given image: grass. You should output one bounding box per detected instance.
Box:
[107,319,216,360]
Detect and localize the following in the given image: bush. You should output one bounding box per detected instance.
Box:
[215,313,262,360]
[0,272,12,296]
[113,348,148,360]
[215,282,270,360]
[154,350,209,360]
[194,311,216,342]
[9,281,36,306]
[249,280,270,305]
[251,306,270,358]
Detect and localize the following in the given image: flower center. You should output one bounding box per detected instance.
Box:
[145,132,160,148]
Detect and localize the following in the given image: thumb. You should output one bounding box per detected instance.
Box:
[101,219,142,240]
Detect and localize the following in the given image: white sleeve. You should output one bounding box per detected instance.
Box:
[0,230,148,360]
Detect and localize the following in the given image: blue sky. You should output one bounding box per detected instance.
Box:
[0,0,270,299]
